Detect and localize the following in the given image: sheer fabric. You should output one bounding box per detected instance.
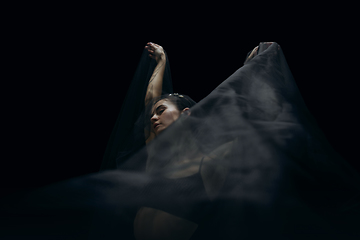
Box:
[100,49,173,171]
[1,42,360,239]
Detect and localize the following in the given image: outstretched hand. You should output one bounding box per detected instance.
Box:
[145,42,165,63]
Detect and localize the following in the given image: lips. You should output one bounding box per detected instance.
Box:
[153,123,160,129]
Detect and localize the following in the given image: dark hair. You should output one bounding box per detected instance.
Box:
[153,93,196,112]
[143,93,196,137]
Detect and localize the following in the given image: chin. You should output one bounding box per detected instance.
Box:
[155,126,167,135]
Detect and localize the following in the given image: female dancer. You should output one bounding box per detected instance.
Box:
[130,42,360,239]
[133,42,272,240]
[134,42,207,240]
[2,42,358,240]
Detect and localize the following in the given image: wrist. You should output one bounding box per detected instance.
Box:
[156,53,166,63]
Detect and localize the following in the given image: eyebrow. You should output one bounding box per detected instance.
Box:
[152,104,164,116]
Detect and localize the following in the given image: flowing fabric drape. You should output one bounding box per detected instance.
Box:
[1,42,359,239]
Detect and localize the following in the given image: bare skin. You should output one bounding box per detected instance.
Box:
[150,99,189,136]
[144,42,167,144]
[135,42,266,240]
[144,42,166,106]
[135,97,231,240]
[246,42,274,62]
[136,99,197,240]
[135,43,198,240]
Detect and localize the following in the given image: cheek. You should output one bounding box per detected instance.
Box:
[162,111,179,125]
[169,111,181,121]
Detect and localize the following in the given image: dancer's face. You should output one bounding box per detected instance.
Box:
[150,100,180,135]
[150,99,189,135]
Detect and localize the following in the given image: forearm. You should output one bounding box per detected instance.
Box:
[145,54,166,105]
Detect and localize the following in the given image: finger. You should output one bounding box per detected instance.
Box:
[250,46,258,56]
[150,42,161,49]
[247,46,258,60]
[154,44,162,49]
[145,47,154,53]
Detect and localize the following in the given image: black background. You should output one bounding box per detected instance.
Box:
[3,4,358,197]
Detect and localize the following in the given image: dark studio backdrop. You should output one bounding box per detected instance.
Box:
[2,6,359,199]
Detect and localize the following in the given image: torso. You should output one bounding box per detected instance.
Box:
[134,141,233,240]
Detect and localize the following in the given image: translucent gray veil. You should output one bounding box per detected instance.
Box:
[1,42,360,239]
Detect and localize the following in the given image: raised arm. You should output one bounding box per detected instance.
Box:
[144,42,166,106]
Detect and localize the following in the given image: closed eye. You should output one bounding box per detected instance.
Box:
[154,105,166,115]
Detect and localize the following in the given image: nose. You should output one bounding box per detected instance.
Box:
[151,114,159,122]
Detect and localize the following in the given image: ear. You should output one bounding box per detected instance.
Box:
[181,108,191,116]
